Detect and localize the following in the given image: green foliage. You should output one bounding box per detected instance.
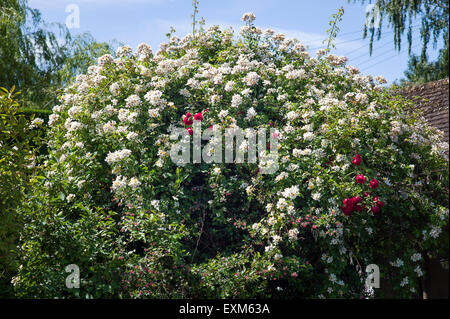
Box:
[14,203,123,298]
[1,0,66,109]
[0,87,42,297]
[350,0,449,83]
[403,44,449,84]
[0,0,118,110]
[324,7,345,52]
[56,33,121,86]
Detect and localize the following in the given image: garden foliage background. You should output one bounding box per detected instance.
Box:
[1,11,449,299]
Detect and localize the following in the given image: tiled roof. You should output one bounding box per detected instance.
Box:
[399,78,449,142]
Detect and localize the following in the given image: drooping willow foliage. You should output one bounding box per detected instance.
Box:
[0,0,118,109]
[350,0,449,83]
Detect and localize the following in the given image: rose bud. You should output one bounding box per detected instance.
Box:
[186,127,193,135]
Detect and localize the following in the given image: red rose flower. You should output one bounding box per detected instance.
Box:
[369,179,379,189]
[355,174,366,184]
[183,113,193,126]
[376,200,384,208]
[343,198,353,206]
[364,191,371,197]
[340,198,354,216]
[352,154,362,166]
[352,196,363,211]
[341,205,353,216]
[371,205,381,215]
[352,196,362,204]
[194,112,203,121]
[186,127,193,135]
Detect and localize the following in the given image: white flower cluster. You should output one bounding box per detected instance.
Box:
[241,12,256,23]
[281,185,300,200]
[29,118,44,129]
[105,149,132,165]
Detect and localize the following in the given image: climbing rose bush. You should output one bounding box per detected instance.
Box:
[15,14,448,298]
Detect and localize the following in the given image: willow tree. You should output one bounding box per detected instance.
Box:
[0,0,117,109]
[350,0,449,83]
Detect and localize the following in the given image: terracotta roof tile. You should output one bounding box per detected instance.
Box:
[398,78,449,143]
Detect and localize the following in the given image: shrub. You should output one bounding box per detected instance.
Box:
[14,14,449,298]
[0,87,43,297]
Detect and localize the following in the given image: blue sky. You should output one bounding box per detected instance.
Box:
[29,0,443,84]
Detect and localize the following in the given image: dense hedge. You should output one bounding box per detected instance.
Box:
[11,14,449,299]
[0,88,43,297]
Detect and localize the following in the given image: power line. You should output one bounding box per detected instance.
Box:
[341,42,371,57]
[349,39,396,62]
[338,29,366,37]
[355,37,422,67]
[341,24,421,57]
[359,42,422,72]
[307,24,422,51]
[308,36,365,51]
